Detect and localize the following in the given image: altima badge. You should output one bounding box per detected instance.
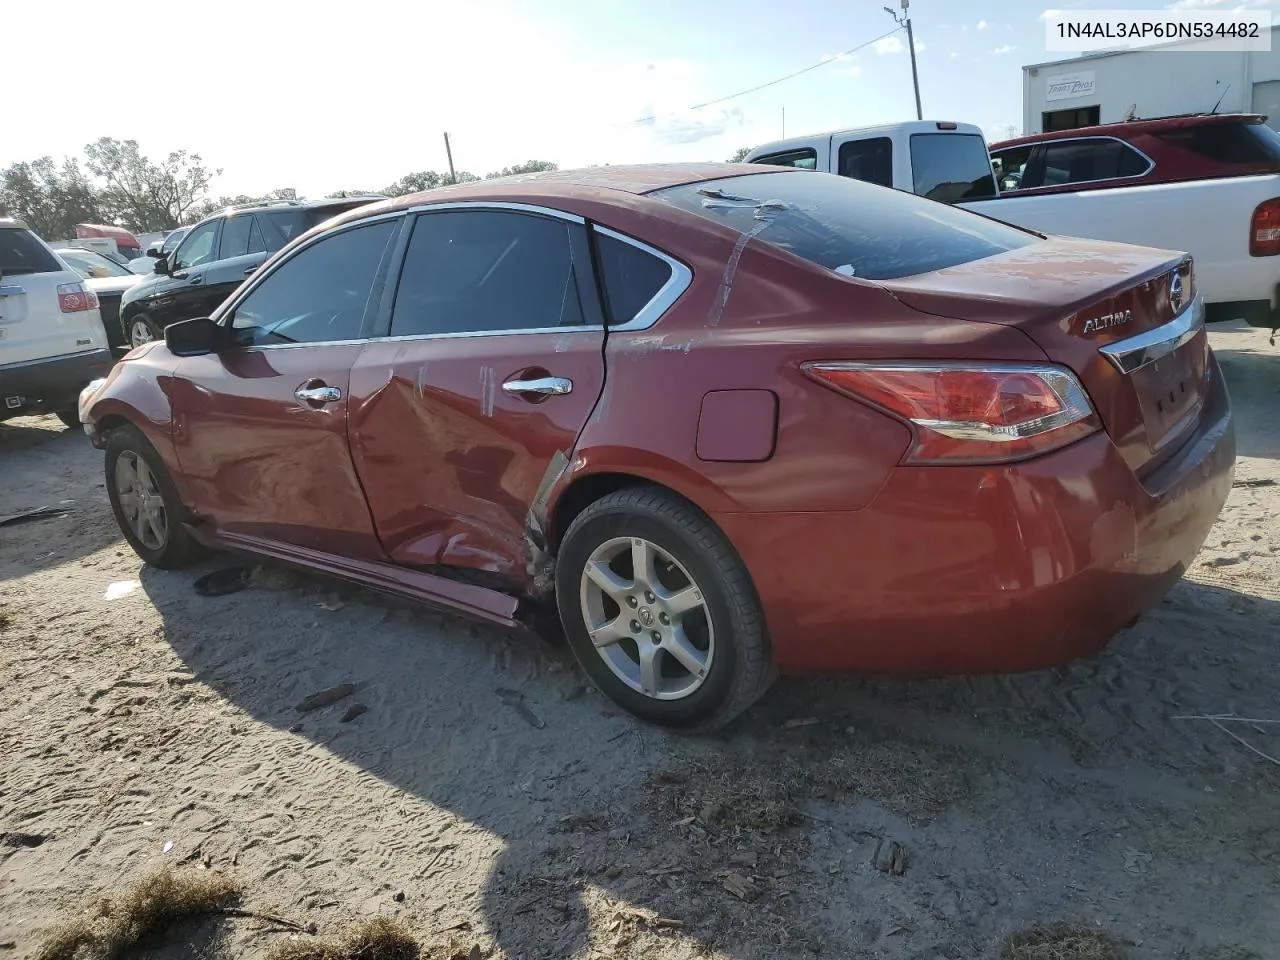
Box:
[1083,310,1132,334]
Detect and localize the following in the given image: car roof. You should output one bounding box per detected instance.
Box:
[992,113,1268,150]
[327,163,791,226]
[0,217,29,230]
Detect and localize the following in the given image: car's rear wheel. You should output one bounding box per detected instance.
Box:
[127,315,163,348]
[104,425,205,569]
[555,486,773,731]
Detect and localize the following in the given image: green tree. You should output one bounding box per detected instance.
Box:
[0,157,103,239]
[382,170,479,196]
[485,160,558,179]
[83,138,220,231]
[728,147,751,163]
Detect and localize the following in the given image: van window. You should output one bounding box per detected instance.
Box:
[909,133,998,202]
[837,137,893,187]
[751,148,817,170]
[652,170,1035,281]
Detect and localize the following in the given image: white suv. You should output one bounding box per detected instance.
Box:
[0,219,113,428]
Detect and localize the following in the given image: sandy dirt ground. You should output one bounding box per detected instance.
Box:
[1,323,1278,960]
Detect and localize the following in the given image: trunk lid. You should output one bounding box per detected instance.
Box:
[880,237,1206,475]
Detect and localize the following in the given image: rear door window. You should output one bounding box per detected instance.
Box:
[909,133,998,201]
[1039,139,1151,186]
[837,137,893,187]
[751,148,817,170]
[219,215,253,260]
[389,210,586,336]
[0,229,62,275]
[652,170,1035,281]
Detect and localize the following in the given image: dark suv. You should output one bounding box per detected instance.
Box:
[119,196,385,347]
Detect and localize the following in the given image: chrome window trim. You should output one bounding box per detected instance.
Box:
[1034,135,1156,187]
[215,211,407,349]
[1099,294,1204,374]
[405,200,586,224]
[593,225,693,332]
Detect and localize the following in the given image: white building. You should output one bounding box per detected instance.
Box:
[1022,25,1280,136]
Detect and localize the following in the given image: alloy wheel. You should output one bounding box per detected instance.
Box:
[578,536,715,700]
[115,451,168,550]
[130,319,156,348]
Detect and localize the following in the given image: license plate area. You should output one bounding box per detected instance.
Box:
[1131,334,1206,451]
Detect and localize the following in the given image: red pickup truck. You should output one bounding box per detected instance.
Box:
[989,113,1280,196]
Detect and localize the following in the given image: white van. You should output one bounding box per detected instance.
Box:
[0,219,113,427]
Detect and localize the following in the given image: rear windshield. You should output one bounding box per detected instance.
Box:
[910,133,999,201]
[259,202,379,250]
[650,171,1035,281]
[1154,121,1280,165]
[0,228,62,276]
[58,249,134,279]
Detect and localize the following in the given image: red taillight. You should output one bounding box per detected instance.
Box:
[803,361,1101,464]
[1250,198,1280,256]
[57,282,99,313]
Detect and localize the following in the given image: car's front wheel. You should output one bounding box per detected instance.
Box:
[126,314,163,348]
[104,425,205,568]
[555,486,773,731]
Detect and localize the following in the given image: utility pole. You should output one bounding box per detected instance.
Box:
[884,1,923,120]
[443,132,457,185]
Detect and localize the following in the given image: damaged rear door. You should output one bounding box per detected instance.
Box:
[347,205,607,590]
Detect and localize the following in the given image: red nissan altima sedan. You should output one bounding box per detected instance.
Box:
[79,163,1235,730]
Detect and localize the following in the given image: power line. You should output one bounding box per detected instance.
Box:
[618,26,906,127]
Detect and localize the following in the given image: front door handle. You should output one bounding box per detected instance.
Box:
[295,384,342,404]
[501,376,573,396]
[187,274,203,285]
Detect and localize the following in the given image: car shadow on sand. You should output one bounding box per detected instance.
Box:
[137,558,1280,959]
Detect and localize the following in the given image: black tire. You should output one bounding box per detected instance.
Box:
[55,410,80,430]
[555,485,773,731]
[124,313,163,349]
[104,424,205,569]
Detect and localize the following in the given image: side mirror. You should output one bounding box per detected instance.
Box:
[165,317,224,357]
[153,256,170,275]
[147,248,162,258]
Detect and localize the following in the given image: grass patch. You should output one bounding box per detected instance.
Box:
[35,868,240,960]
[266,917,420,960]
[999,922,1129,960]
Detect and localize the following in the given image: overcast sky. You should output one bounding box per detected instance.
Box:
[6,0,1278,198]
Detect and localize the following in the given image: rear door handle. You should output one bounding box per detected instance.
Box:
[501,376,573,396]
[244,266,258,276]
[295,384,342,404]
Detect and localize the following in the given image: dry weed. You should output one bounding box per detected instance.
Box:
[34,868,240,960]
[266,916,420,960]
[999,922,1129,960]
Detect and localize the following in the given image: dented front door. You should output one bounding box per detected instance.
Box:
[346,207,607,589]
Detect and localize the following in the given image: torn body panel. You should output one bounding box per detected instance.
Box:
[347,328,607,592]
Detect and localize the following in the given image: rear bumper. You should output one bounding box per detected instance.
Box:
[713,355,1236,675]
[0,349,114,411]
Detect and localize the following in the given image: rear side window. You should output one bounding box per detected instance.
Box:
[390,210,585,336]
[910,133,998,201]
[594,231,673,325]
[1155,121,1280,164]
[752,148,817,170]
[652,171,1035,281]
[837,137,893,187]
[0,229,61,276]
